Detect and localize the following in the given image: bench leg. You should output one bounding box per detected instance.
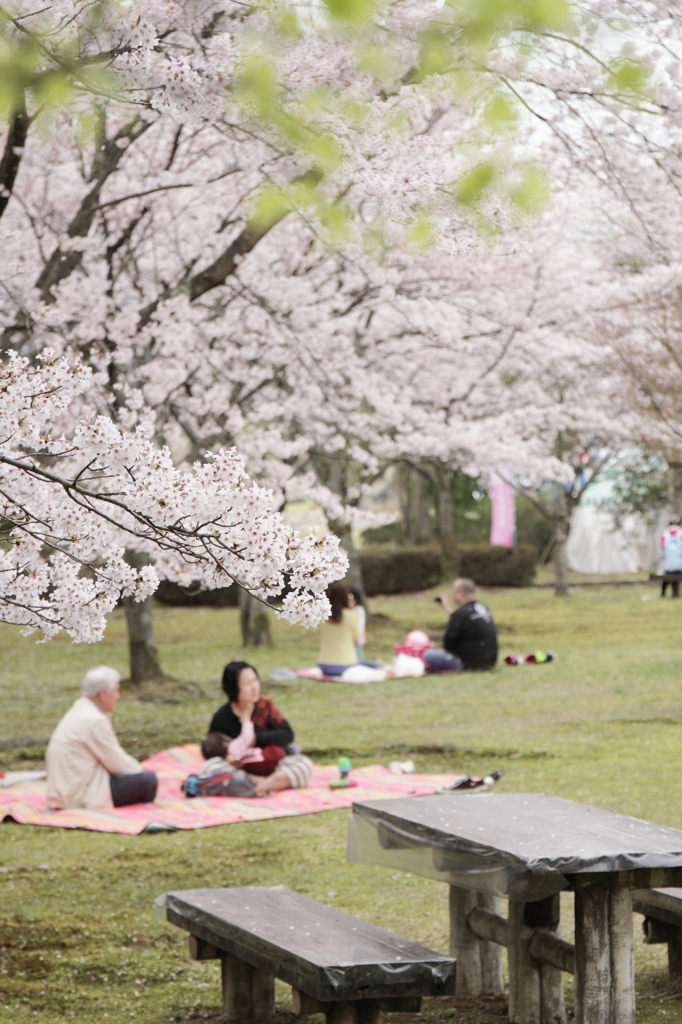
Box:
[673,581,680,598]
[294,991,415,1021]
[324,1002,381,1024]
[669,936,682,981]
[642,916,682,982]
[221,954,274,1024]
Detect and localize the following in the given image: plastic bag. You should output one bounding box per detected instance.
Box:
[392,653,425,678]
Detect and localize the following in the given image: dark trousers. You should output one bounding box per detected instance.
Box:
[110,771,158,807]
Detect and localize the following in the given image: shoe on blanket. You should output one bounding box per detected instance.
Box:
[436,769,503,794]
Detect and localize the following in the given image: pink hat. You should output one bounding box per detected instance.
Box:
[404,629,431,650]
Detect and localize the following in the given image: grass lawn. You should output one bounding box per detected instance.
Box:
[2,580,682,1022]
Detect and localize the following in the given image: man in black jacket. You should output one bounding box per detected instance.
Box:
[423,578,498,672]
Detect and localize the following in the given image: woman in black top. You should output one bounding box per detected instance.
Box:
[209,661,294,750]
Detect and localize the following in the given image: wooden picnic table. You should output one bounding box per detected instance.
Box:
[347,793,682,1024]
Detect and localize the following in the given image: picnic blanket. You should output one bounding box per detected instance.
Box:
[0,744,464,836]
[295,667,461,681]
[296,667,346,681]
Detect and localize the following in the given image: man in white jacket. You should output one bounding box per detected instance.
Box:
[46,666,158,810]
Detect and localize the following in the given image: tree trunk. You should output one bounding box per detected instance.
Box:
[239,589,272,648]
[123,550,162,685]
[667,456,682,517]
[398,462,416,544]
[553,487,570,597]
[433,464,459,577]
[329,520,368,607]
[413,469,432,544]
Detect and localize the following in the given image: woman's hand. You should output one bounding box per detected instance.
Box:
[236,702,255,724]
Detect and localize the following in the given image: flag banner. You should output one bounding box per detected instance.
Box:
[490,469,515,547]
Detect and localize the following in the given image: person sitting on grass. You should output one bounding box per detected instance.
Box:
[46,666,158,810]
[424,577,498,673]
[207,662,313,794]
[317,581,383,677]
[347,586,367,661]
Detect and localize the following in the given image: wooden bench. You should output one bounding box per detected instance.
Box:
[160,885,456,1024]
[633,888,682,979]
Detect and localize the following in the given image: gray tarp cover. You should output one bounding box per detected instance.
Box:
[348,794,682,899]
[159,885,455,1001]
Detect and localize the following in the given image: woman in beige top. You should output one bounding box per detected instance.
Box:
[317,582,361,676]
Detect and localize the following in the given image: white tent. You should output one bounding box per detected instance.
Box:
[566,479,665,574]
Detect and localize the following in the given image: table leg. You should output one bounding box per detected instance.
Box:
[508,899,541,1024]
[478,892,505,996]
[449,885,481,997]
[609,888,634,1024]
[530,894,566,1024]
[574,885,634,1024]
[448,886,504,997]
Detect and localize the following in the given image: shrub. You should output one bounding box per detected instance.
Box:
[459,545,537,587]
[359,546,444,596]
[154,580,239,607]
[361,521,405,546]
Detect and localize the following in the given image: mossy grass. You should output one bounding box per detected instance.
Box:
[2,582,682,1021]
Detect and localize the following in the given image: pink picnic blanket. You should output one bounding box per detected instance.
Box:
[0,745,463,835]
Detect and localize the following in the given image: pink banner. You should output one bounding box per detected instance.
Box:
[489,469,515,547]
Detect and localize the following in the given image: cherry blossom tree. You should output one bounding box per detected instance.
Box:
[4,0,681,659]
[0,349,347,645]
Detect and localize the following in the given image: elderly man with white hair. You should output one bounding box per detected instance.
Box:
[46,666,158,810]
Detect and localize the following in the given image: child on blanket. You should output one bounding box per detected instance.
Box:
[200,732,312,796]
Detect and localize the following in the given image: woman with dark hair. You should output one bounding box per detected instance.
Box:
[207,662,312,794]
[317,582,361,676]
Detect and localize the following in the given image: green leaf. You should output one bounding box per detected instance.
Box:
[510,164,549,214]
[340,97,369,128]
[276,10,301,37]
[249,186,291,231]
[483,92,517,129]
[356,44,396,84]
[235,54,279,119]
[452,0,570,48]
[305,133,344,173]
[318,201,351,245]
[322,0,377,25]
[608,57,650,96]
[405,212,436,251]
[455,162,497,206]
[414,29,453,82]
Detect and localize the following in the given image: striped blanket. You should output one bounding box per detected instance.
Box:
[0,744,462,835]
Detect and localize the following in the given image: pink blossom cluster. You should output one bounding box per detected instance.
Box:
[0,352,345,641]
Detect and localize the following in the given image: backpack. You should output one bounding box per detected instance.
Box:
[182,771,257,798]
[663,529,682,572]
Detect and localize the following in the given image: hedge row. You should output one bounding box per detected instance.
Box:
[154,543,537,606]
[459,544,537,588]
[359,547,444,597]
[358,543,536,595]
[155,579,239,607]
